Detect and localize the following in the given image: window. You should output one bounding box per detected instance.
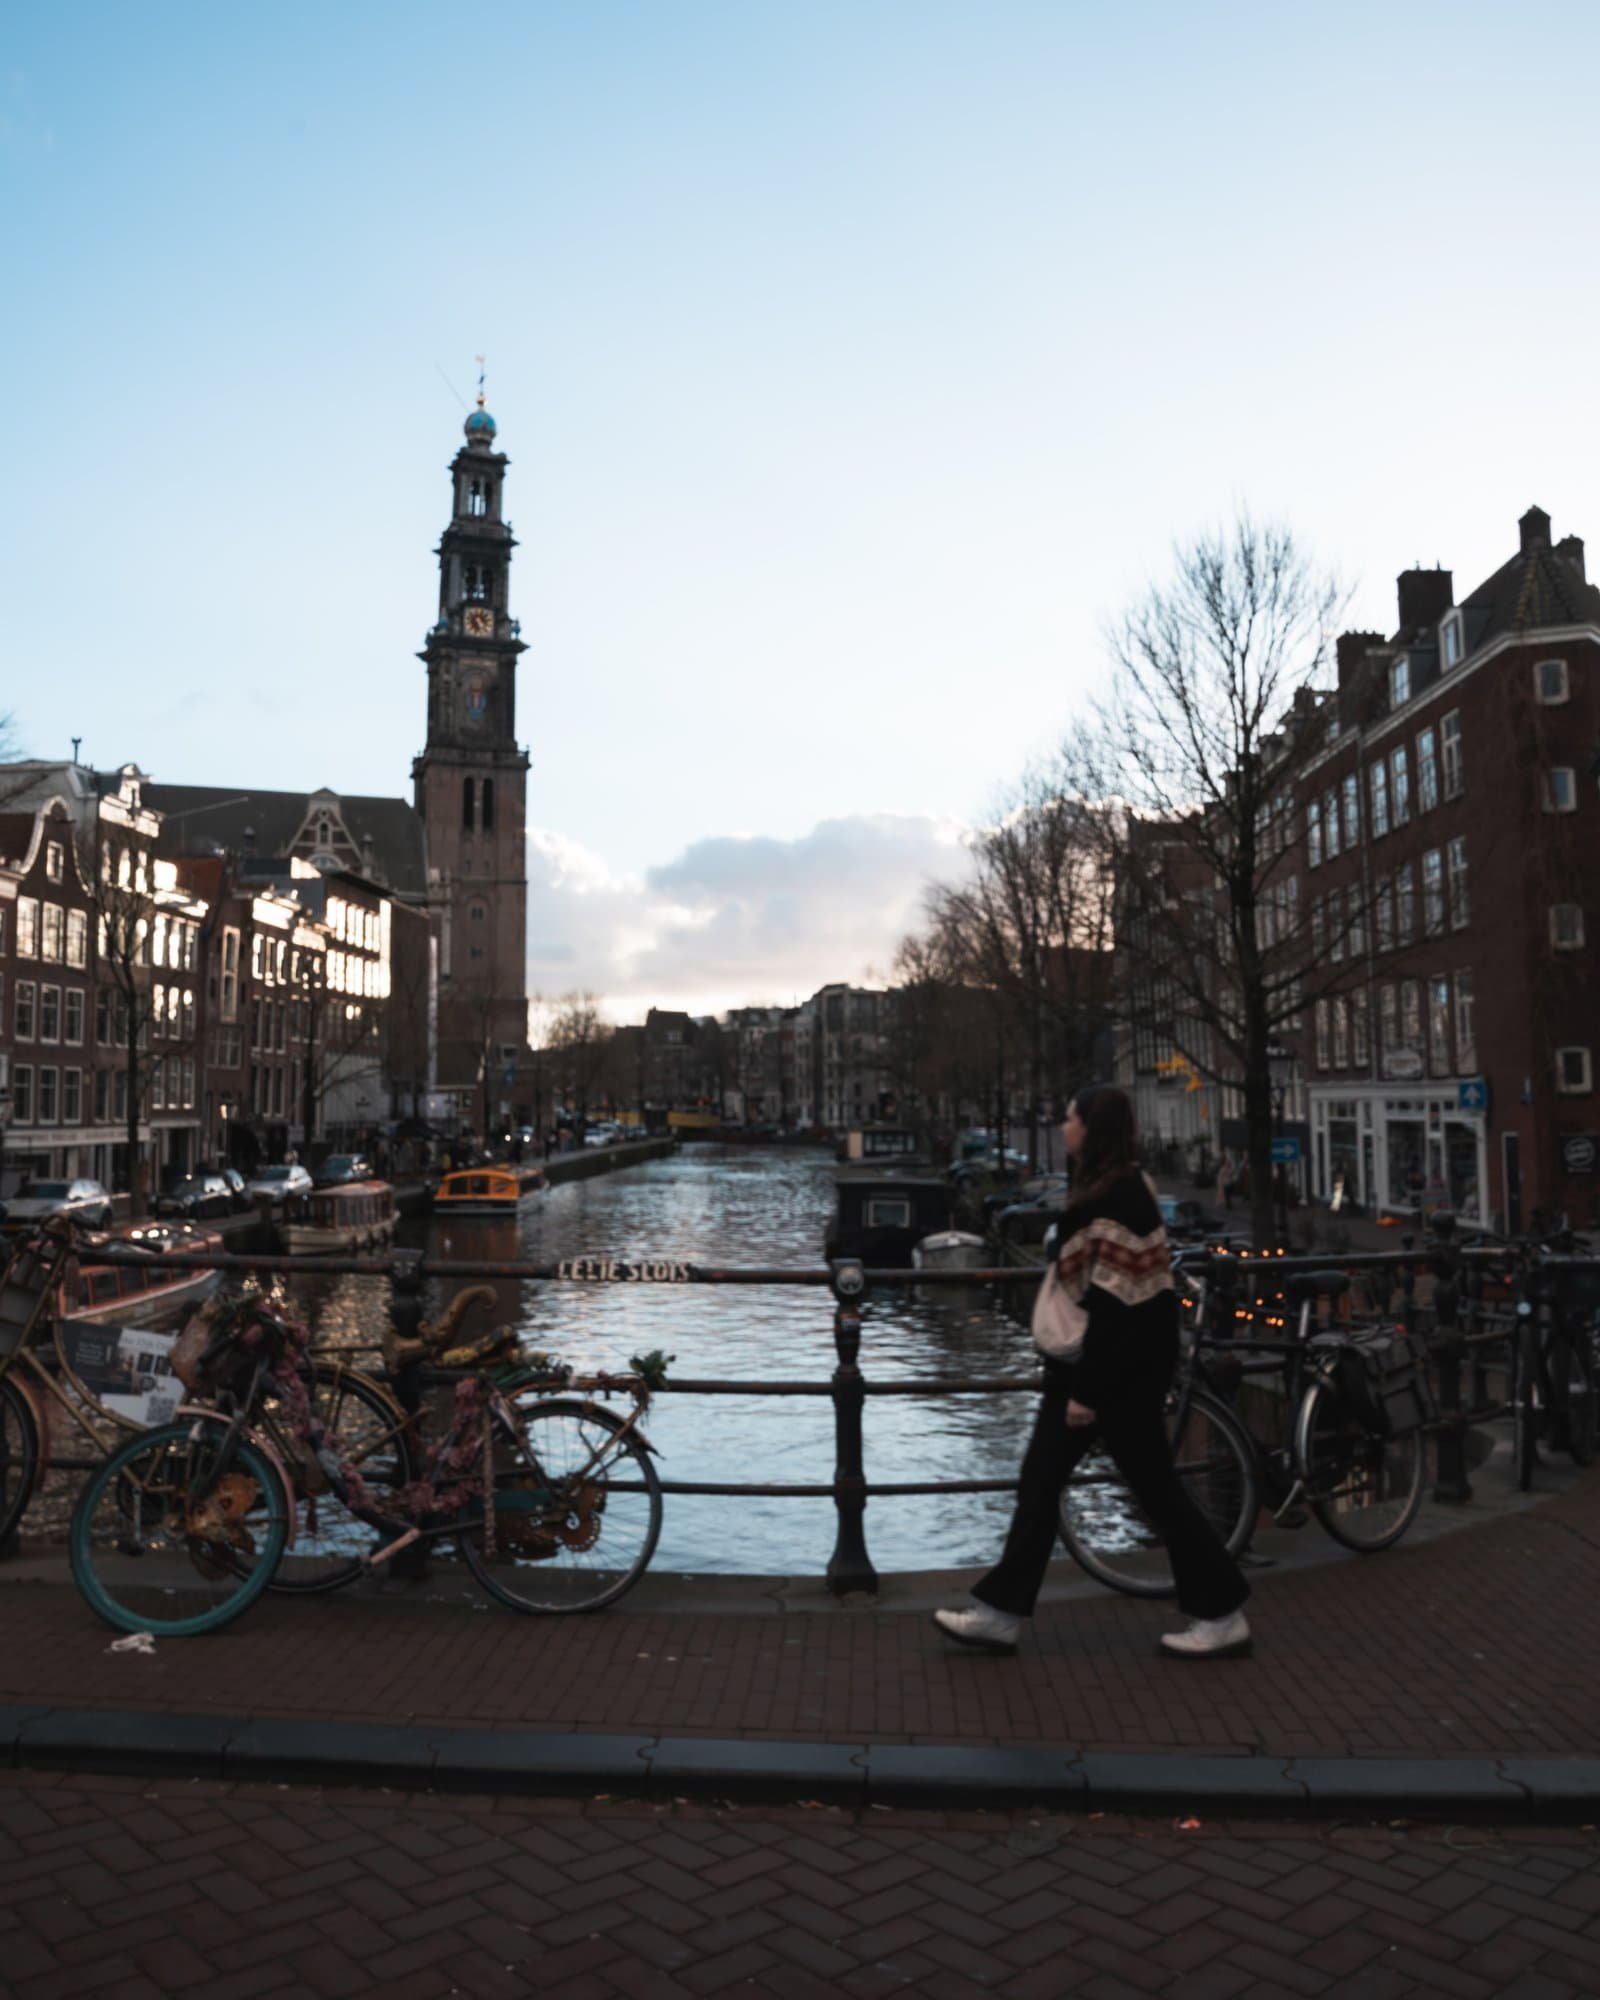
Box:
[1390,745,1411,826]
[1416,727,1438,812]
[1390,656,1411,708]
[462,777,475,831]
[39,985,60,1042]
[41,904,63,961]
[46,841,64,883]
[1347,884,1366,959]
[1323,788,1340,860]
[1441,612,1463,668]
[481,776,495,832]
[1396,863,1416,944]
[1535,658,1569,704]
[1545,768,1577,812]
[1401,980,1423,1051]
[221,928,239,1021]
[65,909,86,967]
[14,980,35,1039]
[64,989,84,1044]
[1428,977,1450,1076]
[93,1068,109,1121]
[1311,898,1326,958]
[1376,876,1395,952]
[17,897,37,957]
[1557,1047,1593,1094]
[12,1065,32,1123]
[37,1066,57,1124]
[468,477,487,517]
[1333,997,1350,1067]
[1352,989,1370,1066]
[1454,970,1476,1073]
[1342,774,1360,848]
[1551,904,1586,950]
[1441,710,1463,798]
[1446,838,1469,928]
[1369,761,1390,838]
[1314,999,1330,1070]
[1379,983,1398,1057]
[1422,850,1445,936]
[1307,798,1322,868]
[62,1068,82,1124]
[469,902,487,923]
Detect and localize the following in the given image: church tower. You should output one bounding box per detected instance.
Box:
[412,392,530,1107]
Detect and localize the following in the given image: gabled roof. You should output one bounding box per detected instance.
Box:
[145,784,427,900]
[1457,536,1600,642]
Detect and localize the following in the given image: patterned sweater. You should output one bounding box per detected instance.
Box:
[1049,1168,1177,1408]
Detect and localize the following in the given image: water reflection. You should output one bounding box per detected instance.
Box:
[282,1145,1037,1575]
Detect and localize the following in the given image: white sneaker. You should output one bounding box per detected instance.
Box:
[1159,1610,1252,1659]
[933,1601,1024,1653]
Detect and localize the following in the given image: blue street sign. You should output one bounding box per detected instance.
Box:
[1271,1137,1302,1164]
[1457,1078,1488,1113]
[503,1066,517,1085]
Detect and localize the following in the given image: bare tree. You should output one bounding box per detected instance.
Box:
[95,871,201,1217]
[547,992,610,1123]
[1069,516,1348,1244]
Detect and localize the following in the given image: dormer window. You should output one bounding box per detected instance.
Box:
[1440,611,1464,668]
[1390,656,1411,708]
[1535,658,1570,704]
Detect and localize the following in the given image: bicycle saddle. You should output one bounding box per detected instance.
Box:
[1284,1268,1350,1304]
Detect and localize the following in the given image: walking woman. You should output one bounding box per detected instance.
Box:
[935,1084,1252,1660]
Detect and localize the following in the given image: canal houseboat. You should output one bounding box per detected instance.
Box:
[433,1164,546,1217]
[59,1223,224,1326]
[280,1180,396,1255]
[825,1167,953,1267]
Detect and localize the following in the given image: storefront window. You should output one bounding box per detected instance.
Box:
[1388,1113,1426,1208]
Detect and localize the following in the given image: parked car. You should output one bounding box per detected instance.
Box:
[314,1153,375,1188]
[1159,1195,1229,1241]
[982,1174,1068,1221]
[244,1163,314,1205]
[154,1173,235,1220]
[0,1176,114,1232]
[582,1124,619,1149]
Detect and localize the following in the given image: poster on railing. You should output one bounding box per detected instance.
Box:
[60,1324,182,1428]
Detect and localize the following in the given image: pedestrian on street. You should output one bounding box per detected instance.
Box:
[934,1083,1252,1661]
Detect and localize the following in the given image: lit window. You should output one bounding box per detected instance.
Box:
[1544,768,1577,812]
[1551,904,1586,950]
[1535,659,1569,704]
[1557,1047,1593,1093]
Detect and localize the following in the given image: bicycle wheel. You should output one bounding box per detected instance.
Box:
[265,1361,420,1594]
[70,1417,290,1636]
[458,1396,663,1614]
[1548,1331,1597,1468]
[1057,1387,1259,1598]
[0,1377,41,1548]
[1296,1380,1423,1552]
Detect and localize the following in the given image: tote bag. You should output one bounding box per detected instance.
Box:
[1031,1260,1089,1361]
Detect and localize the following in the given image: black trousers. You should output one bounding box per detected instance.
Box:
[974,1342,1250,1622]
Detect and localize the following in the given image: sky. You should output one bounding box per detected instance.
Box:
[4,2,1599,1015]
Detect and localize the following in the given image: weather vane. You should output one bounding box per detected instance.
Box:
[474,353,487,409]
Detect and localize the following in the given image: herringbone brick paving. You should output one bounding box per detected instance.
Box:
[2,1769,1598,1998]
[4,1466,1600,1757]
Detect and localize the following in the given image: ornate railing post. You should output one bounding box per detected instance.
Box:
[826,1258,877,1597]
[387,1246,429,1579]
[1427,1215,1471,1504]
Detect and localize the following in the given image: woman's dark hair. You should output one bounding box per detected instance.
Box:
[1068,1082,1140,1199]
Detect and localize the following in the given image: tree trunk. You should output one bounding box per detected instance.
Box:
[124,1032,143,1222]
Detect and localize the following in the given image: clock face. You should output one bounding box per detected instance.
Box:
[463,606,493,637]
[462,671,491,727]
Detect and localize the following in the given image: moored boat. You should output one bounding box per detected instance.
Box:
[912,1229,989,1272]
[280,1180,396,1255]
[825,1168,952,1267]
[433,1164,546,1217]
[60,1222,224,1326]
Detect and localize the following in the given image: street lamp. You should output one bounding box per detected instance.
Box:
[1267,1044,1295,1243]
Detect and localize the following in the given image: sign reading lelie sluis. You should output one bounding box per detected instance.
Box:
[556,1257,693,1283]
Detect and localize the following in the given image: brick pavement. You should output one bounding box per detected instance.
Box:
[2,1767,1599,1999]
[4,1467,1600,1764]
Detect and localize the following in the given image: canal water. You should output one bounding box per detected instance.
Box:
[286,1144,1037,1576]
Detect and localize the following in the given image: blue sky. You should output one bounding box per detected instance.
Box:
[4,2,1598,1010]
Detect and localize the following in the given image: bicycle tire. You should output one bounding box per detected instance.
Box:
[1295,1380,1423,1552]
[1551,1330,1597,1468]
[0,1376,41,1548]
[1056,1386,1259,1599]
[457,1396,663,1614]
[70,1417,290,1637]
[266,1361,420,1594]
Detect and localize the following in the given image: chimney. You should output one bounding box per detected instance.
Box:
[1395,566,1454,634]
[1519,505,1552,553]
[1556,534,1586,582]
[1336,630,1384,690]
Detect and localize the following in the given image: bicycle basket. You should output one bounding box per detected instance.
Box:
[1335,1330,1437,1439]
[172,1295,302,1397]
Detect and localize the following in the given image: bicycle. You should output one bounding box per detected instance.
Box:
[69,1289,666,1636]
[1057,1256,1432,1596]
[0,1222,417,1584]
[1475,1231,1598,1490]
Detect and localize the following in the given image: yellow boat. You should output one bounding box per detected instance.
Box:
[433,1164,547,1216]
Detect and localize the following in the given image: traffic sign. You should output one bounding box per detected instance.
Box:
[1271,1137,1302,1165]
[1457,1078,1488,1113]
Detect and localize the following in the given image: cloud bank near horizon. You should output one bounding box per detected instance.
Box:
[525,813,970,1019]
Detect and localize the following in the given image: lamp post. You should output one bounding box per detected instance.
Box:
[1268,1044,1294,1243]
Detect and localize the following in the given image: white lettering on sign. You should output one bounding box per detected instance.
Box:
[557,1258,691,1283]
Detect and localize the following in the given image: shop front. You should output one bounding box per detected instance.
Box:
[1310,1081,1487,1222]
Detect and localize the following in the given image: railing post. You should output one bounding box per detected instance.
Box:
[387,1246,429,1580]
[826,1258,877,1597]
[1427,1216,1472,1504]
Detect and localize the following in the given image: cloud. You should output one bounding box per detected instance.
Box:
[526,813,969,1018]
